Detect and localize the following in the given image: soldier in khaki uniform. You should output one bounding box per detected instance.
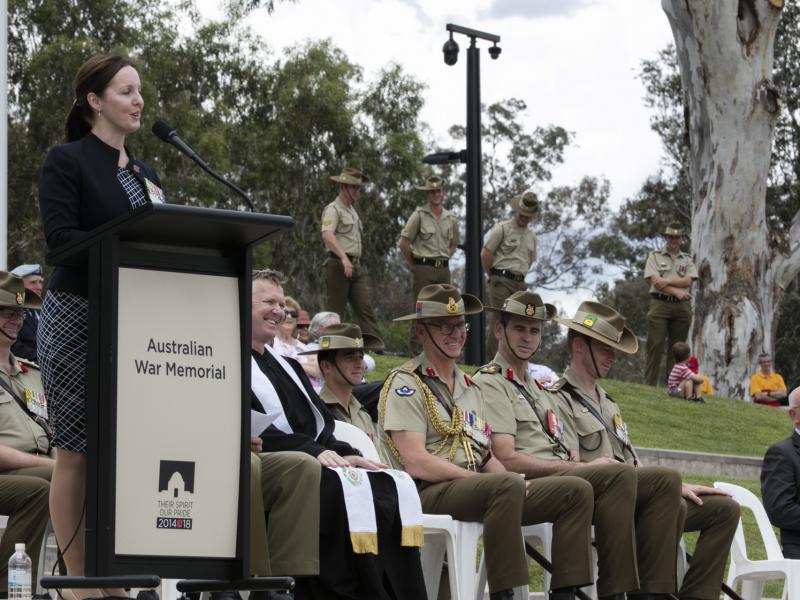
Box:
[554,301,739,600]
[300,322,383,440]
[320,167,380,338]
[0,272,53,590]
[380,284,594,600]
[481,192,538,358]
[399,176,460,299]
[475,291,640,600]
[644,222,698,386]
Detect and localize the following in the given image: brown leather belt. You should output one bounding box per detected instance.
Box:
[413,257,449,268]
[491,268,525,282]
[328,251,359,265]
[650,292,684,303]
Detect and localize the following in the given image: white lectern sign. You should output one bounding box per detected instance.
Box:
[115,267,241,557]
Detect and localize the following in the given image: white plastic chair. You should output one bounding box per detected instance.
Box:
[422,514,484,600]
[474,522,550,600]
[332,420,381,461]
[714,481,799,600]
[332,420,486,599]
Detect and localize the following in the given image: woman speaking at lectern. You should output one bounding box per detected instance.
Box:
[37,54,164,598]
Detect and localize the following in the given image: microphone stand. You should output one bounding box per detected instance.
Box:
[185,153,255,212]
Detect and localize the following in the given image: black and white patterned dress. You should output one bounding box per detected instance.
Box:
[38,166,149,453]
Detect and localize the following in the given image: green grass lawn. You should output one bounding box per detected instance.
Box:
[371,354,789,459]
[369,354,793,595]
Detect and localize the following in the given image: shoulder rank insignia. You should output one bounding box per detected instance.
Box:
[478,363,500,375]
[397,360,417,373]
[17,358,39,371]
[533,379,544,390]
[395,386,416,396]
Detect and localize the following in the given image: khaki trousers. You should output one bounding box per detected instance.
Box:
[250,452,321,577]
[324,258,380,338]
[0,465,52,588]
[644,299,692,386]
[632,466,684,593]
[557,463,639,595]
[419,472,593,593]
[679,495,740,600]
[408,263,452,354]
[486,275,527,359]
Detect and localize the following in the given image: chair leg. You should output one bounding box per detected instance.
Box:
[444,532,461,600]
[421,535,447,600]
[740,579,765,600]
[475,551,488,600]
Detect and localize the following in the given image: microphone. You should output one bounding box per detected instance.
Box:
[152,119,254,211]
[152,120,208,168]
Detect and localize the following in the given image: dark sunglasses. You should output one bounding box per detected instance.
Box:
[284,309,299,318]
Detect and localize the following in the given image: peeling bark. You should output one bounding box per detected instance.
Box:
[662,0,795,398]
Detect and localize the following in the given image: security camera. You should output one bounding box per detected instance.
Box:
[489,44,501,60]
[443,34,459,66]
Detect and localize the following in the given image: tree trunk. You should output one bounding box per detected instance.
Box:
[661,0,795,398]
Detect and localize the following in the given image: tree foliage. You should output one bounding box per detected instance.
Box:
[7,0,428,320]
[439,98,611,293]
[590,2,800,388]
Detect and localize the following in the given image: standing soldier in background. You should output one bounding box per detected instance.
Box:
[320,167,380,338]
[399,175,459,300]
[644,222,698,386]
[399,175,459,353]
[481,191,538,359]
[9,264,44,362]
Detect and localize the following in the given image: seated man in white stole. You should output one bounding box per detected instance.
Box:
[250,269,426,600]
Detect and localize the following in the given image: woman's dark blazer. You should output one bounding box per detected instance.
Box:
[38,132,162,297]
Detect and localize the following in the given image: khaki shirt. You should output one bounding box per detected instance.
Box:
[319,385,376,439]
[474,353,570,461]
[401,205,459,259]
[321,196,363,257]
[483,219,536,274]
[381,352,491,471]
[554,366,635,465]
[0,356,50,455]
[643,249,698,294]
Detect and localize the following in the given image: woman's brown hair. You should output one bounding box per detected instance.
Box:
[66,54,137,142]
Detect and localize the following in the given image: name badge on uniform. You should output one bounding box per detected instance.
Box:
[613,414,629,444]
[144,178,166,204]
[546,409,564,441]
[25,388,48,420]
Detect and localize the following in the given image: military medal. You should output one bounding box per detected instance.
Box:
[613,414,629,444]
[25,388,47,418]
[546,409,564,441]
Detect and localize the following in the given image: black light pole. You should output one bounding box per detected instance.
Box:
[425,23,501,365]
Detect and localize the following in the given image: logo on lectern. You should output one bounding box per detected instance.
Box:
[155,460,196,530]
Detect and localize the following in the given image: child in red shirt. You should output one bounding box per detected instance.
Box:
[667,341,705,403]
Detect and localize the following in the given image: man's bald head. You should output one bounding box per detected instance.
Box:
[788,387,800,427]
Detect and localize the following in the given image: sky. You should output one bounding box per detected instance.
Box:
[197,0,676,210]
[196,0,676,313]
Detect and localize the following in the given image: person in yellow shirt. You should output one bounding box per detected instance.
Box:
[750,353,788,405]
